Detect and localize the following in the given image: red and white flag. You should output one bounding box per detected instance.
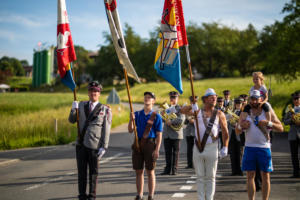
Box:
[174,0,188,47]
[104,0,140,83]
[57,0,76,79]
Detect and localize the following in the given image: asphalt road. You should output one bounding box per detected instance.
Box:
[0,109,299,199]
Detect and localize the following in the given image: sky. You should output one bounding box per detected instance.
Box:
[0,0,288,65]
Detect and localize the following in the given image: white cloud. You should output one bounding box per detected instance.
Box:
[0,12,55,28]
[0,30,20,42]
[0,14,40,28]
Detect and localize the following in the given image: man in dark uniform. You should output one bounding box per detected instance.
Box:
[161,91,185,175]
[128,91,163,200]
[223,90,233,110]
[228,97,244,176]
[216,96,225,149]
[183,96,198,169]
[283,91,300,178]
[216,96,225,112]
[69,81,112,200]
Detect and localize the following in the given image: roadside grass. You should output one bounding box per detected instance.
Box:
[0,93,128,150]
[1,75,298,150]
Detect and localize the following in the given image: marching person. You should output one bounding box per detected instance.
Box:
[216,96,225,112]
[183,96,198,169]
[240,94,249,111]
[236,90,283,200]
[69,81,112,200]
[223,90,233,110]
[228,97,244,176]
[182,88,229,200]
[283,91,300,178]
[128,91,163,200]
[161,91,185,175]
[216,96,225,149]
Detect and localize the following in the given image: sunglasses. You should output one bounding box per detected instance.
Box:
[293,97,300,100]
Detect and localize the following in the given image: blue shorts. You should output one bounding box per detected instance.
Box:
[242,147,273,172]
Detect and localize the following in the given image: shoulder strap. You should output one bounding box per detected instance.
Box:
[142,111,157,139]
[84,102,89,119]
[199,109,218,152]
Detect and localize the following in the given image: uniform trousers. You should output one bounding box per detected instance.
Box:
[229,131,242,175]
[186,136,195,167]
[193,142,218,200]
[289,137,300,176]
[76,145,99,200]
[164,138,180,173]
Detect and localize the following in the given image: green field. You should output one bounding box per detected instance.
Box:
[0,92,129,150]
[0,75,298,150]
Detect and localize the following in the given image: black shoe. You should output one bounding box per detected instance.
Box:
[185,165,193,169]
[87,194,95,200]
[135,195,143,200]
[171,169,177,175]
[78,194,87,200]
[148,196,153,200]
[290,174,299,178]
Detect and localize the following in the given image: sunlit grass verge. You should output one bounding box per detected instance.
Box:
[0,104,129,150]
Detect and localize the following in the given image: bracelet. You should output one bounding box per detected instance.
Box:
[267,121,273,128]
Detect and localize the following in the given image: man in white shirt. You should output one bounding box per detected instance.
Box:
[236,90,283,200]
[182,88,229,200]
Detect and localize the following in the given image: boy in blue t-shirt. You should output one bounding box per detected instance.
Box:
[128,91,163,200]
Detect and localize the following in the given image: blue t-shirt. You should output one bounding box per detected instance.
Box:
[135,109,163,139]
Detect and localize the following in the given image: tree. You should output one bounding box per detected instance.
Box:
[230,24,260,76]
[73,45,95,85]
[0,56,25,76]
[258,0,300,81]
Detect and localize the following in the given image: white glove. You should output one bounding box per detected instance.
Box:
[97,148,106,159]
[192,103,198,112]
[72,101,79,109]
[219,146,228,158]
[166,106,176,114]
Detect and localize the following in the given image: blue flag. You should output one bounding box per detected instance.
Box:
[154,0,183,94]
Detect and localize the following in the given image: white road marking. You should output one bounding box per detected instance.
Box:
[190,175,197,179]
[172,193,186,197]
[24,153,124,191]
[186,180,196,184]
[99,153,124,164]
[180,185,193,190]
[0,159,20,166]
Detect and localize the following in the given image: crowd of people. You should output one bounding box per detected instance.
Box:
[69,71,299,200]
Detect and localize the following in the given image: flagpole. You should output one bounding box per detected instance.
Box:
[123,67,140,152]
[185,45,201,149]
[71,65,80,142]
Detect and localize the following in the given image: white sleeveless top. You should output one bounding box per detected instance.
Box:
[245,110,271,148]
[194,110,219,144]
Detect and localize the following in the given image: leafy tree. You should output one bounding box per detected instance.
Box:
[73,45,95,85]
[0,56,24,76]
[258,0,300,81]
